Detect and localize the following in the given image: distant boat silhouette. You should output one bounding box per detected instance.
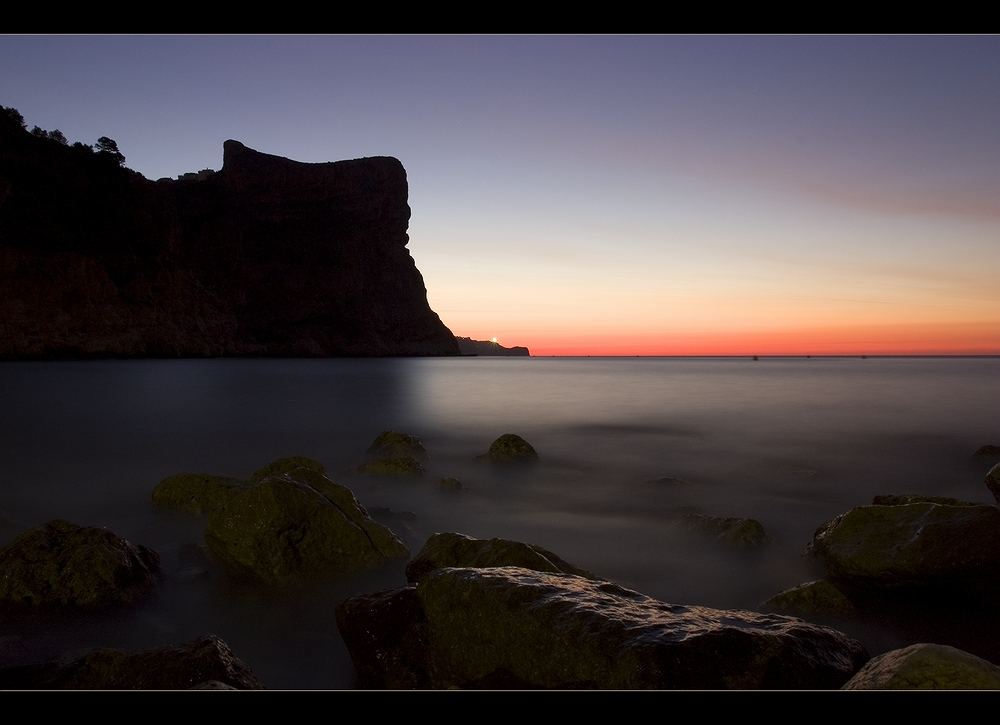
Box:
[752,355,758,361]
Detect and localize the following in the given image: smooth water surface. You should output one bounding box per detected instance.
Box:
[1,357,998,687]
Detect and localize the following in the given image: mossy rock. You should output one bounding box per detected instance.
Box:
[0,635,264,689]
[808,502,1000,592]
[367,432,428,461]
[405,532,593,583]
[337,567,869,689]
[480,434,539,463]
[842,643,1000,690]
[249,456,325,483]
[152,473,247,516]
[205,469,408,586]
[439,477,463,492]
[680,514,770,550]
[761,580,858,619]
[0,520,159,610]
[358,457,425,477]
[871,494,979,507]
[986,463,1000,504]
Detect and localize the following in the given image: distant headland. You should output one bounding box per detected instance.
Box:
[455,337,530,356]
[0,106,458,358]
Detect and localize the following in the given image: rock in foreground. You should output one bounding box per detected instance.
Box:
[152,473,247,516]
[336,567,868,689]
[870,494,979,507]
[842,643,1000,690]
[405,532,593,583]
[761,580,858,619]
[205,469,408,585]
[480,434,539,463]
[807,501,1000,595]
[0,635,263,689]
[0,520,159,610]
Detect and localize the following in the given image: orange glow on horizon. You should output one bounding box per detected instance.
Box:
[455,321,1000,357]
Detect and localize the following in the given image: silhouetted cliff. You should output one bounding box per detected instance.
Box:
[0,116,458,358]
[455,337,530,356]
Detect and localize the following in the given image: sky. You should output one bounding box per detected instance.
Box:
[2,35,999,355]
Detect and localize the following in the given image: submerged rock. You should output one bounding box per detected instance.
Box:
[439,477,463,492]
[367,432,428,461]
[807,501,1000,595]
[249,456,325,483]
[974,445,1000,457]
[405,532,593,583]
[761,580,858,619]
[842,643,1000,690]
[0,635,263,689]
[479,434,539,463]
[357,457,425,477]
[152,473,246,516]
[680,514,770,550]
[337,567,868,689]
[986,463,1000,504]
[205,469,408,586]
[871,494,979,507]
[0,520,159,610]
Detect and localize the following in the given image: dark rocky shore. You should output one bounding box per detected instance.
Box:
[3,432,998,689]
[0,110,458,358]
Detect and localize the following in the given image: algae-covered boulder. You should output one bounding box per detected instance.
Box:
[205,469,408,586]
[336,567,868,689]
[405,532,593,583]
[808,502,1000,593]
[842,643,1000,690]
[249,456,325,483]
[987,463,1000,504]
[0,520,159,610]
[0,635,264,690]
[871,494,979,507]
[152,473,246,516]
[357,457,425,477]
[761,580,858,619]
[480,434,539,463]
[367,432,428,461]
[680,514,770,550]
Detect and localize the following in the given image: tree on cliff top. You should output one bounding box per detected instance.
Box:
[96,136,125,166]
[0,106,26,130]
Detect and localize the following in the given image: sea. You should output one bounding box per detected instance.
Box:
[1,356,998,688]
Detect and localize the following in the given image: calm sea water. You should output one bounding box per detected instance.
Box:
[1,357,998,687]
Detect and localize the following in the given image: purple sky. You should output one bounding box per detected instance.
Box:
[3,35,999,353]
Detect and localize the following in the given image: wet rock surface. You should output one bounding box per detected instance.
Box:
[0,520,159,610]
[404,532,593,583]
[479,434,539,463]
[842,643,1000,690]
[337,566,868,689]
[0,635,264,689]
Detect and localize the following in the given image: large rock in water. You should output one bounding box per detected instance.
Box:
[0,112,458,358]
[205,469,408,585]
[336,567,868,689]
[152,473,247,516]
[0,635,264,689]
[480,434,539,463]
[842,643,1000,690]
[761,580,858,619]
[807,501,1000,595]
[0,520,159,610]
[405,532,593,583]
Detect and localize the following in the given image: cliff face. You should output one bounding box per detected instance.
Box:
[0,124,459,358]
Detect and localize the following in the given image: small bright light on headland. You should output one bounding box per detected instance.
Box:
[491,337,499,344]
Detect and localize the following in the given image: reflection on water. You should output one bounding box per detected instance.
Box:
[1,357,998,687]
